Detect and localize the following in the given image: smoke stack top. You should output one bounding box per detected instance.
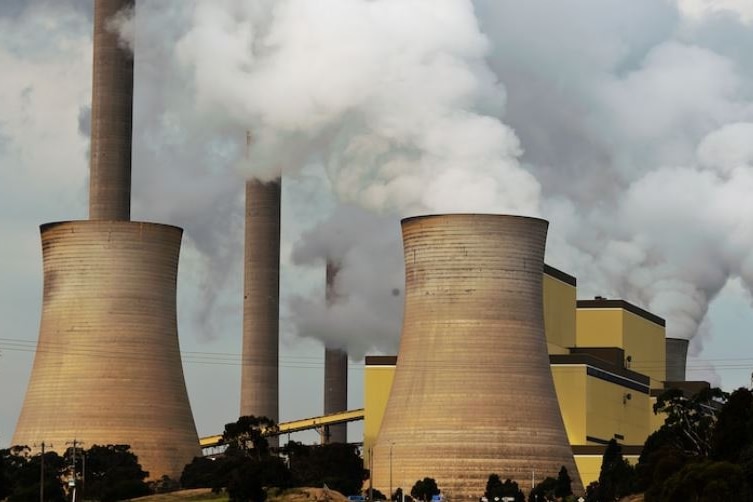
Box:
[89,0,134,221]
[666,337,690,382]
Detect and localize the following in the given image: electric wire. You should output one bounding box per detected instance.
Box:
[1,335,753,374]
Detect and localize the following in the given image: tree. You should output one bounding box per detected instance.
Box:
[410,478,439,502]
[0,449,13,500]
[226,459,268,502]
[181,456,228,490]
[528,477,556,502]
[584,481,599,502]
[393,487,404,502]
[484,475,523,502]
[223,416,278,459]
[639,444,688,502]
[500,479,525,502]
[597,440,635,501]
[711,387,753,463]
[654,387,726,457]
[284,441,365,495]
[4,449,66,502]
[82,444,150,502]
[370,488,386,500]
[150,475,180,493]
[0,446,30,500]
[484,474,505,500]
[659,460,751,502]
[555,466,573,498]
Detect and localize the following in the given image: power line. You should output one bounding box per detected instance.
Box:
[3,335,753,373]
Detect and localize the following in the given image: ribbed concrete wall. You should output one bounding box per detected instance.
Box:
[13,221,200,479]
[89,0,133,221]
[324,261,348,443]
[665,338,689,382]
[372,214,582,500]
[241,179,281,436]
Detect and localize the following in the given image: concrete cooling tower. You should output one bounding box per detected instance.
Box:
[241,179,281,434]
[13,222,199,479]
[324,261,348,443]
[13,0,199,479]
[665,338,689,382]
[371,214,581,499]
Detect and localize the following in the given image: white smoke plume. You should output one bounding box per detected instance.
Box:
[15,0,753,361]
[289,205,404,358]
[128,0,753,361]
[153,0,542,352]
[174,0,539,217]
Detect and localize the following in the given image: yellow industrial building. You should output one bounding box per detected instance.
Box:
[364,265,692,487]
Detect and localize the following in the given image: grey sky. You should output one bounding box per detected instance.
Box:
[3,0,753,448]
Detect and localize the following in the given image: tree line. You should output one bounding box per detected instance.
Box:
[0,443,153,502]
[585,386,753,501]
[7,388,749,502]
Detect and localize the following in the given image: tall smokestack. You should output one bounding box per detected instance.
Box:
[665,337,689,382]
[241,179,281,437]
[323,261,348,443]
[89,0,133,221]
[14,0,200,478]
[372,214,581,498]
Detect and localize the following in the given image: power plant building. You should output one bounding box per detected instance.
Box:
[365,228,702,492]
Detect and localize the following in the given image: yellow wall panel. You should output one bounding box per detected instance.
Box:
[364,365,396,468]
[576,309,623,348]
[552,365,588,445]
[622,312,666,385]
[575,455,640,487]
[543,274,577,350]
[585,377,649,446]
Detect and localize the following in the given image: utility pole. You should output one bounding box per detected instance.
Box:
[368,448,373,502]
[532,469,535,492]
[66,439,84,502]
[34,442,51,502]
[389,442,393,502]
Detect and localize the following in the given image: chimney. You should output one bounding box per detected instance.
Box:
[88,0,133,220]
[371,214,582,498]
[323,260,348,443]
[240,178,281,441]
[665,337,689,382]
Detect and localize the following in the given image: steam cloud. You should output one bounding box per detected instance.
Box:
[6,0,753,369]
[154,0,753,365]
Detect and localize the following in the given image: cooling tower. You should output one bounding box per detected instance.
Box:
[323,261,348,443]
[665,337,689,382]
[89,0,133,221]
[372,214,582,499]
[14,0,200,479]
[241,179,281,436]
[12,221,200,479]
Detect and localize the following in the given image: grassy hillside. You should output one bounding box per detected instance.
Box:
[131,487,351,502]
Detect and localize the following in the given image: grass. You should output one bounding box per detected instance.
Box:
[131,487,350,502]
[130,488,227,502]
